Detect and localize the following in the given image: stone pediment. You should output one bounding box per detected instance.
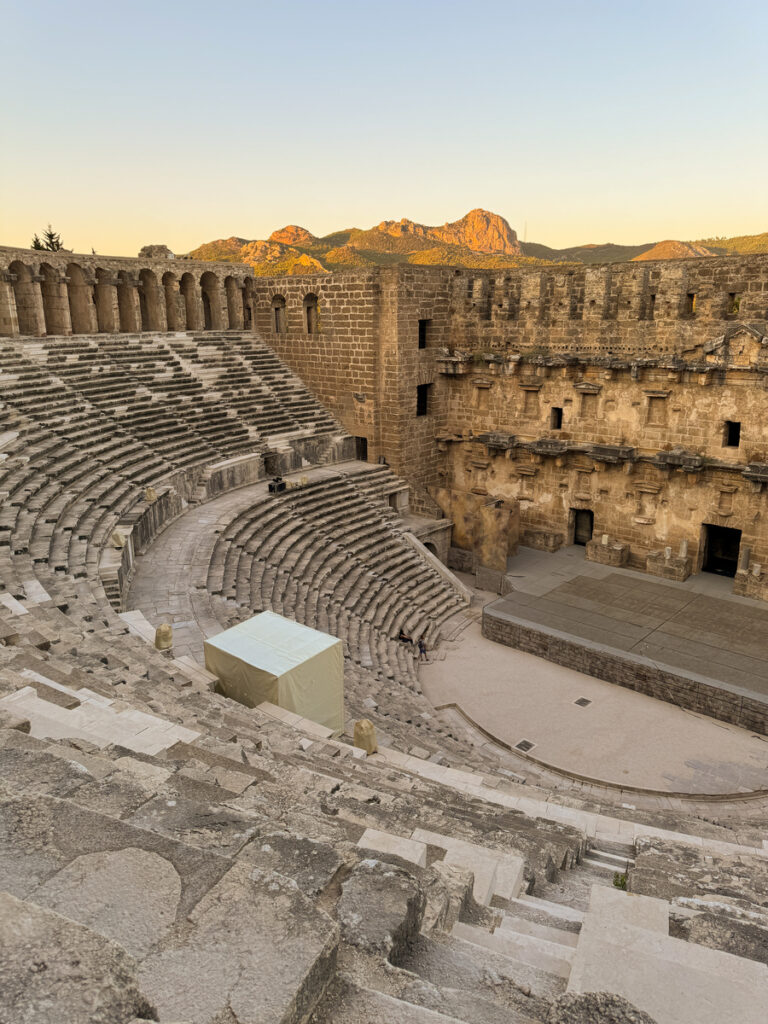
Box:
[704,324,767,367]
[572,381,602,394]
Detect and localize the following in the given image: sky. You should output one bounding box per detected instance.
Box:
[2,0,767,256]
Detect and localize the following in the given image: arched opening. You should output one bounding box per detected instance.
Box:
[200,272,222,330]
[94,268,116,332]
[271,294,287,334]
[117,270,138,332]
[242,279,253,330]
[163,272,179,331]
[9,261,43,336]
[66,263,95,334]
[40,263,71,335]
[303,292,318,334]
[225,276,242,330]
[180,272,199,330]
[424,541,438,557]
[138,268,162,331]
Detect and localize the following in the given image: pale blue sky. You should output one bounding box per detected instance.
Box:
[2,0,766,255]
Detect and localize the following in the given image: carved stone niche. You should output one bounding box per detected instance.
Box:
[572,380,602,394]
[704,324,767,368]
[634,484,660,525]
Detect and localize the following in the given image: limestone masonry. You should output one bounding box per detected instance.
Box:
[1,241,767,1023]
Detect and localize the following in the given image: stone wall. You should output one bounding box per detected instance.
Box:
[0,245,253,337]
[246,257,768,581]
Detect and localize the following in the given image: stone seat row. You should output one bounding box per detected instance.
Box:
[6,600,764,1024]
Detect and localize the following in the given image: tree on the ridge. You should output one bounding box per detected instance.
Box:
[42,224,64,251]
[31,224,64,251]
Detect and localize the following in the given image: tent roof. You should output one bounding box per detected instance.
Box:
[204,610,341,679]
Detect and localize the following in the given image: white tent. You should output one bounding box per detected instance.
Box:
[203,611,344,733]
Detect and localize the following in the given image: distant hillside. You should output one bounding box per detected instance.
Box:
[521,240,656,264]
[187,210,768,276]
[632,240,715,262]
[695,231,768,255]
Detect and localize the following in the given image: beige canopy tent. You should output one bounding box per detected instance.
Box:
[204,610,344,733]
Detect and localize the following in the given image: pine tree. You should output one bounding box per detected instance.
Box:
[42,224,63,251]
[31,233,44,250]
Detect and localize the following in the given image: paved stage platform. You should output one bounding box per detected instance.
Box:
[492,548,768,700]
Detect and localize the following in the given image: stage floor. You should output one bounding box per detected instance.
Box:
[420,547,768,795]
[494,546,768,699]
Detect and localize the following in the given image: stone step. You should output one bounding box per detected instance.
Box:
[399,931,566,1005]
[451,922,574,978]
[318,980,469,1024]
[497,913,579,948]
[507,894,584,932]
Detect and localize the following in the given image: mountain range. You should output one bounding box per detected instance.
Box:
[188,209,768,276]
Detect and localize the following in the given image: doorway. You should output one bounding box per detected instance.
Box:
[702,524,741,577]
[354,436,368,461]
[573,509,594,546]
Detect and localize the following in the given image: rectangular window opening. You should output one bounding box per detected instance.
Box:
[418,318,431,349]
[684,292,697,317]
[647,293,656,320]
[723,420,741,448]
[728,292,741,316]
[550,406,563,429]
[416,383,431,417]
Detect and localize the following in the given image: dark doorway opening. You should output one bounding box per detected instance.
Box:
[355,436,368,461]
[702,524,741,577]
[573,509,594,546]
[202,292,212,330]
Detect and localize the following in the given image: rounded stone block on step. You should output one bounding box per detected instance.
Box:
[354,718,378,755]
[154,623,173,651]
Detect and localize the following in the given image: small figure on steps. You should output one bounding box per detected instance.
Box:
[418,634,429,663]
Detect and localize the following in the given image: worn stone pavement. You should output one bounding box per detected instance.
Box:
[495,545,768,699]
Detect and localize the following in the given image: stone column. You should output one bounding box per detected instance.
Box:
[82,274,100,333]
[230,285,245,330]
[0,272,19,336]
[43,271,73,335]
[118,275,141,332]
[27,275,47,335]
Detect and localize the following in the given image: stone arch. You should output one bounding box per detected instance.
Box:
[200,271,222,331]
[40,262,71,335]
[271,294,287,334]
[242,278,254,331]
[66,263,96,334]
[224,275,243,330]
[180,272,199,331]
[116,270,139,332]
[9,261,44,335]
[163,272,180,331]
[303,292,319,334]
[138,268,163,331]
[423,541,438,556]
[94,267,116,332]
